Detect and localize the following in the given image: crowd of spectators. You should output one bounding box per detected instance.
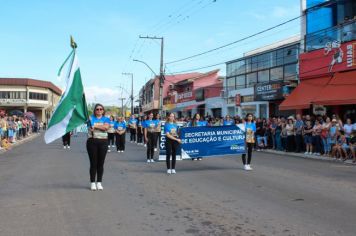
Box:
[0,114,45,150]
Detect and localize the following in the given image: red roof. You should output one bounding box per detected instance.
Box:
[0,78,62,95]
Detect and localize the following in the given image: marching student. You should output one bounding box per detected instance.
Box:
[241,113,256,171]
[153,113,162,151]
[137,116,144,145]
[87,104,110,191]
[144,112,159,163]
[223,115,234,126]
[128,114,137,143]
[62,131,71,149]
[188,113,207,160]
[165,113,182,174]
[143,115,148,147]
[107,115,116,152]
[115,116,126,152]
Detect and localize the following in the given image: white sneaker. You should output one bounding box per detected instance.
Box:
[171,169,176,174]
[144,144,147,147]
[150,159,155,163]
[67,146,70,149]
[96,182,103,190]
[122,151,124,153]
[244,165,252,171]
[247,165,253,170]
[304,152,308,155]
[108,149,111,153]
[111,145,115,148]
[154,148,157,152]
[308,152,312,155]
[147,160,150,163]
[108,145,110,148]
[63,146,66,149]
[90,182,97,191]
[167,169,172,174]
[117,150,120,153]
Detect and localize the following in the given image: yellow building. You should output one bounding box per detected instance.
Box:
[0,78,62,122]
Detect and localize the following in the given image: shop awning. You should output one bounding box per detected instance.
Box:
[312,70,356,106]
[279,77,330,110]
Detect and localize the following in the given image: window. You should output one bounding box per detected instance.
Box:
[246,58,252,73]
[29,92,48,100]
[246,72,257,87]
[284,46,298,64]
[284,63,297,81]
[276,49,284,66]
[242,95,254,102]
[270,67,283,81]
[0,91,26,99]
[258,70,269,83]
[251,57,258,72]
[236,75,246,88]
[235,60,246,75]
[257,53,270,70]
[226,77,236,90]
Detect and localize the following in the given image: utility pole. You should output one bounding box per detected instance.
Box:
[118,98,126,116]
[122,73,134,115]
[139,36,164,116]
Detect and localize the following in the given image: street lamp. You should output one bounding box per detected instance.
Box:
[133,59,157,76]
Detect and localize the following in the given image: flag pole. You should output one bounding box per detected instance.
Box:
[70,36,92,130]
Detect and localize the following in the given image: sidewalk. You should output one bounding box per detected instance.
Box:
[260,149,356,165]
[0,133,41,154]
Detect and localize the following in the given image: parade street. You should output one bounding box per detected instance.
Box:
[0,135,355,236]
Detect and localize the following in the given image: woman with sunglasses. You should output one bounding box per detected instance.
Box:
[143,112,159,163]
[165,113,182,174]
[87,104,110,191]
[242,113,256,171]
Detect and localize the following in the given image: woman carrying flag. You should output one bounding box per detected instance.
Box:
[87,104,110,191]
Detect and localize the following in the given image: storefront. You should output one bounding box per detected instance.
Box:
[280,39,356,120]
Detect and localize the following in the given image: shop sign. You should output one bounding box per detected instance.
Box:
[254,82,284,101]
[235,94,241,106]
[313,105,326,116]
[300,40,356,79]
[0,99,27,104]
[177,91,193,102]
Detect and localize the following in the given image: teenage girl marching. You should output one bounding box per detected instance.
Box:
[165,113,182,174]
[115,116,126,153]
[107,115,116,152]
[144,112,159,163]
[242,113,256,171]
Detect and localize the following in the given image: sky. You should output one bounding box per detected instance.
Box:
[0,0,300,106]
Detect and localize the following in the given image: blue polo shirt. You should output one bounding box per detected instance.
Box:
[164,122,179,138]
[223,120,234,126]
[89,115,110,139]
[143,119,159,132]
[188,120,207,127]
[114,121,126,131]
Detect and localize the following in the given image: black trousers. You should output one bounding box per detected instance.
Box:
[108,133,115,146]
[286,135,295,152]
[166,138,179,169]
[153,132,160,149]
[115,133,126,151]
[295,134,304,153]
[137,129,143,143]
[130,128,136,142]
[147,132,155,160]
[86,138,108,182]
[62,132,71,146]
[242,143,253,165]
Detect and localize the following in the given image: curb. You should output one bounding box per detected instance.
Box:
[260,149,356,165]
[0,133,41,154]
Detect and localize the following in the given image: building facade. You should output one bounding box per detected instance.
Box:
[225,36,300,118]
[0,78,62,122]
[280,0,356,120]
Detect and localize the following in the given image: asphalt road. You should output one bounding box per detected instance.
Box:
[0,133,355,236]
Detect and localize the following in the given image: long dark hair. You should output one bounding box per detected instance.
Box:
[245,113,254,123]
[93,103,105,116]
[191,113,200,127]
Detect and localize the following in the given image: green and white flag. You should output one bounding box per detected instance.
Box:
[44,50,89,144]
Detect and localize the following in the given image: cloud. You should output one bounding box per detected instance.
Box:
[84,86,125,106]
